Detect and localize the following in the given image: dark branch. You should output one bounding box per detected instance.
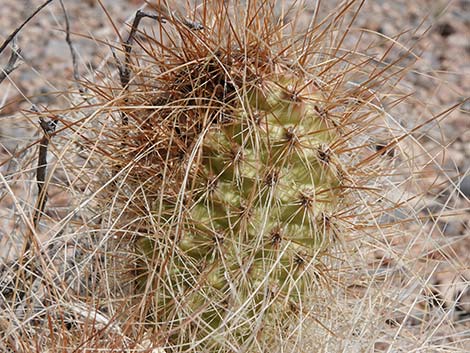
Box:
[0,0,54,56]
[120,10,165,89]
[115,7,203,125]
[0,38,22,85]
[59,0,83,93]
[33,114,58,229]
[116,10,165,126]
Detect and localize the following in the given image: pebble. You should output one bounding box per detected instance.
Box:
[459,174,470,198]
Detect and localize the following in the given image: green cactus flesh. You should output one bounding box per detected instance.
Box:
[138,71,344,348]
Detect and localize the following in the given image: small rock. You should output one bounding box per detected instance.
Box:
[461,99,470,114]
[435,22,456,37]
[458,174,470,198]
[45,39,70,61]
[440,220,465,236]
[379,208,410,223]
[448,33,469,47]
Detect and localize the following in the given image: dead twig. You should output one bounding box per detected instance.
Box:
[119,10,165,91]
[152,2,204,30]
[116,7,203,124]
[0,37,22,85]
[0,0,54,56]
[17,112,58,282]
[59,0,83,93]
[32,114,58,231]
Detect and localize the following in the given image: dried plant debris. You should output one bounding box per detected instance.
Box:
[0,0,468,352]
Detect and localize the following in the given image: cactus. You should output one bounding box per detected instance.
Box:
[111,2,376,350]
[137,71,342,348]
[80,1,400,351]
[0,0,465,352]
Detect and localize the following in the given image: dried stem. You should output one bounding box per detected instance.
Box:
[0,38,21,85]
[32,115,58,231]
[59,0,83,93]
[0,0,54,56]
[116,7,203,124]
